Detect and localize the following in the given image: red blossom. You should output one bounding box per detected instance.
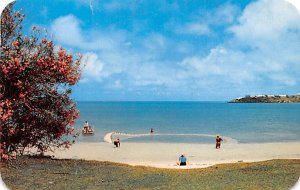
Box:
[2,154,9,160]
[19,93,25,98]
[12,40,18,47]
[58,49,66,57]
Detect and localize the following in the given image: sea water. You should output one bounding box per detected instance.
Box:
[74,101,300,144]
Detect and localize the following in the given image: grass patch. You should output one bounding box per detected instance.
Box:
[1,156,299,190]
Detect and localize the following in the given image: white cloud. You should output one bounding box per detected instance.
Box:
[131,63,179,87]
[180,46,256,84]
[80,53,106,82]
[205,3,241,25]
[179,0,300,88]
[51,15,125,51]
[103,1,127,12]
[269,74,297,86]
[142,33,167,52]
[51,15,83,46]
[229,0,300,42]
[176,41,194,54]
[175,23,211,35]
[80,50,133,83]
[179,44,300,89]
[174,3,240,36]
[112,80,123,89]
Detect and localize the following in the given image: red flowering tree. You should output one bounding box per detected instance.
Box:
[0,4,81,160]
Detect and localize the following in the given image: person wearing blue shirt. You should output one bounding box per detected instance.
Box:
[178,154,188,166]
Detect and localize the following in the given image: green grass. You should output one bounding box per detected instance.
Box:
[1,156,299,190]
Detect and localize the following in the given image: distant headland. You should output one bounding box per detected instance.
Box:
[229,94,300,103]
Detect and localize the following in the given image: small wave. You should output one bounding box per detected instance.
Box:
[103,132,238,144]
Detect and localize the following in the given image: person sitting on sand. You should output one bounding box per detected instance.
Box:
[177,154,188,166]
[216,135,223,149]
[114,139,120,147]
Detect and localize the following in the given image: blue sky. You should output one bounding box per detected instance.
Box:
[11,0,300,101]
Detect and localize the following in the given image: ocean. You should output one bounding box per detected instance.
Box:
[74,101,300,144]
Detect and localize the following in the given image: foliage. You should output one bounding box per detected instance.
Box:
[0,3,81,160]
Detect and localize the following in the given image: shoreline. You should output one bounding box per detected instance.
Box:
[48,141,300,169]
[103,131,239,144]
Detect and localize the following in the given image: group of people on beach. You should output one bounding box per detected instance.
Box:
[112,127,224,167]
[85,121,224,167]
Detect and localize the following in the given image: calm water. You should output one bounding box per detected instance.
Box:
[74,102,300,143]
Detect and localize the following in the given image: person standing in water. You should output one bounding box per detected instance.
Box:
[150,128,154,134]
[216,135,223,149]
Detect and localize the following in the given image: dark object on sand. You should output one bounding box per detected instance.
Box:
[114,139,120,147]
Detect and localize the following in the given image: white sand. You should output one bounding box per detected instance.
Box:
[49,141,300,169]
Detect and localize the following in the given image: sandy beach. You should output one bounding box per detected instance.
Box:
[49,141,300,169]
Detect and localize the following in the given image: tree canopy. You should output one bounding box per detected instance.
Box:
[0,3,81,160]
